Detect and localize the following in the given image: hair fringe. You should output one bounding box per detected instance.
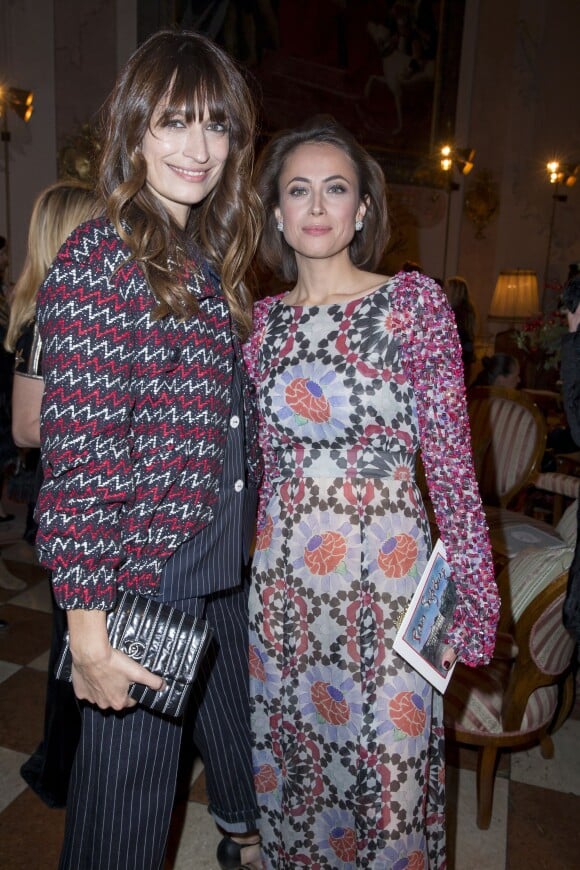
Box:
[96,30,262,337]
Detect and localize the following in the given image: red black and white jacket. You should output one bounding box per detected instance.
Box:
[36,217,262,610]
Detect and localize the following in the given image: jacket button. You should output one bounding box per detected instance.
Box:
[169,346,182,364]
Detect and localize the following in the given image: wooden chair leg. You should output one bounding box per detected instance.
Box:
[476,745,499,830]
[540,734,554,759]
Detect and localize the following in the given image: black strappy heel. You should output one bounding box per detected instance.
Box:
[216,834,261,870]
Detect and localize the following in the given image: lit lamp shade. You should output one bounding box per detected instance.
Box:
[489,270,540,320]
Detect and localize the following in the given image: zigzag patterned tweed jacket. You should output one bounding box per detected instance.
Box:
[36,217,262,610]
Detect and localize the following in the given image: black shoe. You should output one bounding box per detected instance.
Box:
[0,514,14,523]
[216,834,261,870]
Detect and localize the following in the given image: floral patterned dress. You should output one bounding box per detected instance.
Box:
[243,272,499,869]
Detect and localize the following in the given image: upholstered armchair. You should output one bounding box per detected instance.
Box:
[467,386,547,509]
[467,385,580,522]
[444,528,577,829]
[535,467,580,524]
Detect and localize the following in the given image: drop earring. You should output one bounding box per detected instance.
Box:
[355,219,363,232]
[277,219,284,232]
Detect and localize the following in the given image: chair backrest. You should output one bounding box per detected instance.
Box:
[496,545,576,731]
[556,498,578,548]
[500,545,573,626]
[467,386,547,508]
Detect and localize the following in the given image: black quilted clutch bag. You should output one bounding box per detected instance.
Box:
[55,591,213,718]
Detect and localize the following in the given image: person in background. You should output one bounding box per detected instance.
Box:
[35,30,263,870]
[445,274,476,383]
[0,234,16,524]
[5,180,102,808]
[470,352,520,389]
[6,183,101,447]
[401,258,424,273]
[0,235,22,602]
[560,274,580,641]
[244,116,499,868]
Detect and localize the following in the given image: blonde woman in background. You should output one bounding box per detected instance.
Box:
[6,180,101,447]
[0,234,16,527]
[4,180,101,807]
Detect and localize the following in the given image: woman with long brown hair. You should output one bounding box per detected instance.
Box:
[35,30,263,869]
[244,117,498,868]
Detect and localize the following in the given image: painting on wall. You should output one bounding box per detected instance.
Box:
[143,0,466,186]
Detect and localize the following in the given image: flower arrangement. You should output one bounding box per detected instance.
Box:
[515,308,567,369]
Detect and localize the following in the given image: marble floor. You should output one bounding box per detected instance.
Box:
[1,494,579,869]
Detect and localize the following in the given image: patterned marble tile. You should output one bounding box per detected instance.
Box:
[26,649,50,672]
[4,558,45,579]
[510,717,580,795]
[188,758,208,803]
[1,487,579,870]
[164,799,222,869]
[506,779,580,869]
[0,540,40,565]
[0,605,51,665]
[0,517,20,543]
[0,660,21,685]
[447,764,508,870]
[0,667,46,754]
[0,558,27,595]
[446,742,510,776]
[0,781,66,865]
[0,746,29,813]
[8,577,53,614]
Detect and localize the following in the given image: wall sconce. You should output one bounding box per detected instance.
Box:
[0,85,34,283]
[4,87,34,123]
[439,143,476,279]
[543,159,578,308]
[441,144,475,176]
[489,270,540,326]
[547,160,578,187]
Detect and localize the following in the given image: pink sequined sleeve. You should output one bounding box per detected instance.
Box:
[242,296,280,532]
[393,272,499,666]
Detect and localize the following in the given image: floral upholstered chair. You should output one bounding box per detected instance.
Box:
[444,514,577,829]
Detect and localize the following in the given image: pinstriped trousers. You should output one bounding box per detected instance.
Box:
[59,581,258,870]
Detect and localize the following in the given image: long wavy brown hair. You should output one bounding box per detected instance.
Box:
[98,29,262,338]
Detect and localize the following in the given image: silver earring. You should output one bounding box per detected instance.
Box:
[355,219,363,231]
[277,219,284,232]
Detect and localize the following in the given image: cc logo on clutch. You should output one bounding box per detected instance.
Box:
[123,641,146,660]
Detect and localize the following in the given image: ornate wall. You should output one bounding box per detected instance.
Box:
[457,0,580,335]
[1,0,579,325]
[0,0,136,278]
